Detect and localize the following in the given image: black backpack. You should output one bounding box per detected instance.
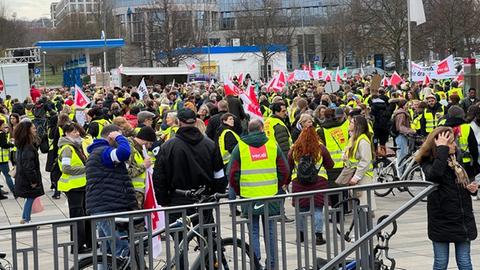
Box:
[296,155,320,185]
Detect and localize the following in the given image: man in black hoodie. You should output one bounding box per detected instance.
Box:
[153,108,226,223]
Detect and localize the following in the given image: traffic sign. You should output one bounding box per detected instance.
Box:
[34,67,41,75]
[0,79,3,92]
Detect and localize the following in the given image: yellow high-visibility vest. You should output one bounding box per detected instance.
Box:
[163,126,178,141]
[348,134,374,178]
[238,138,278,198]
[264,116,292,145]
[131,149,146,192]
[49,128,64,151]
[423,107,445,133]
[323,120,349,169]
[448,87,464,99]
[57,144,86,192]
[458,123,471,164]
[90,119,110,138]
[26,109,34,120]
[218,129,240,165]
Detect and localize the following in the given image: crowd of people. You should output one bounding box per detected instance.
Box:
[0,73,479,268]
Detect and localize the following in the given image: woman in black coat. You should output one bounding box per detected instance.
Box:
[13,119,44,224]
[415,126,477,270]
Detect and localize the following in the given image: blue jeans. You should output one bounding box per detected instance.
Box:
[432,241,472,270]
[298,207,323,233]
[250,215,275,268]
[22,198,34,222]
[395,135,409,174]
[0,162,14,194]
[95,217,129,257]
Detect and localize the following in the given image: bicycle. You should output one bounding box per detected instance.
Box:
[75,187,261,270]
[374,135,426,200]
[0,252,12,270]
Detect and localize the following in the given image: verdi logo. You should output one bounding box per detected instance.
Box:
[249,145,268,161]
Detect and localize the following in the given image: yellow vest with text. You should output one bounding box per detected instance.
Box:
[238,139,278,198]
[218,129,240,165]
[57,145,86,192]
[264,116,292,145]
[323,120,349,169]
[348,134,374,177]
[458,123,471,164]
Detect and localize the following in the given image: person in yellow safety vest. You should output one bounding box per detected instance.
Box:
[47,113,72,199]
[264,103,292,157]
[291,98,309,126]
[227,119,290,269]
[25,104,35,120]
[216,113,240,166]
[160,111,179,142]
[288,126,334,245]
[0,119,15,199]
[126,126,156,209]
[342,115,376,210]
[448,81,464,100]
[420,94,445,136]
[56,122,92,253]
[86,107,110,139]
[134,111,156,135]
[4,95,12,113]
[168,91,183,111]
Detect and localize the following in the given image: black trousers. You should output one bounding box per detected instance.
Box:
[65,190,92,249]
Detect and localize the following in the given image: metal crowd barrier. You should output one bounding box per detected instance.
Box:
[0,181,435,270]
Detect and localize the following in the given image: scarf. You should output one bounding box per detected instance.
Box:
[447,154,470,187]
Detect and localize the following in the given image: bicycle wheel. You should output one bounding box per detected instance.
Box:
[374,158,395,197]
[74,255,123,270]
[405,164,427,202]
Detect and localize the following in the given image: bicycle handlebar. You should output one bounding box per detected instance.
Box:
[174,188,229,203]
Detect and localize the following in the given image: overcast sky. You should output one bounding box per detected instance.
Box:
[4,0,52,20]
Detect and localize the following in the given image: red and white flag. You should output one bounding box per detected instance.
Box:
[265,77,276,92]
[143,146,165,258]
[74,85,90,108]
[389,71,403,86]
[454,69,464,81]
[287,72,295,83]
[272,71,286,92]
[324,71,332,82]
[237,73,244,85]
[422,74,431,85]
[335,67,342,84]
[224,78,241,96]
[381,76,390,87]
[240,83,263,121]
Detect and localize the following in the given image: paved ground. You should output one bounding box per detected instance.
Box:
[0,155,480,269]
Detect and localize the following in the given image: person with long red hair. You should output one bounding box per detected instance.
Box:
[288,121,334,245]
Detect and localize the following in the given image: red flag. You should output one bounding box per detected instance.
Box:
[224,79,241,96]
[74,85,91,108]
[389,71,402,86]
[287,72,295,83]
[239,86,263,121]
[237,73,244,85]
[143,159,165,257]
[335,67,342,84]
[324,71,332,82]
[265,77,275,92]
[273,71,286,92]
[455,69,464,81]
[422,74,430,85]
[381,76,390,87]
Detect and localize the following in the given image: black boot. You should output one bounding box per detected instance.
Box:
[299,231,304,243]
[315,233,326,245]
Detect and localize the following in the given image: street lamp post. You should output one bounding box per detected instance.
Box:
[43,51,47,88]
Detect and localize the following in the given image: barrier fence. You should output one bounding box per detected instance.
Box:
[0,181,435,270]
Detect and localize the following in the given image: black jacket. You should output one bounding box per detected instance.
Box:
[226,95,246,121]
[370,98,390,131]
[270,115,291,156]
[15,144,44,198]
[12,103,25,116]
[422,146,477,242]
[153,126,226,206]
[205,110,242,140]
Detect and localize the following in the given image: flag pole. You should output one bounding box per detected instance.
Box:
[407,0,412,82]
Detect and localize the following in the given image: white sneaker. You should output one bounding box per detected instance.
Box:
[472,195,479,201]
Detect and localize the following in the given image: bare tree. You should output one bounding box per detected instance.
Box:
[231,0,297,79]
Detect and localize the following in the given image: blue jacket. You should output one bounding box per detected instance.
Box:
[87,136,131,166]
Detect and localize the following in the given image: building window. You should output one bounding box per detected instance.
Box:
[297,34,315,66]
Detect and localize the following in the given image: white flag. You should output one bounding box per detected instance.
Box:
[409,0,426,25]
[137,77,148,99]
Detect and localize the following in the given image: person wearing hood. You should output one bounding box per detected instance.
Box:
[370,90,391,157]
[153,108,226,221]
[57,122,91,254]
[227,119,289,269]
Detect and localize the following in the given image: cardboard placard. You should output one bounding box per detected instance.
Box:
[371,74,382,91]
